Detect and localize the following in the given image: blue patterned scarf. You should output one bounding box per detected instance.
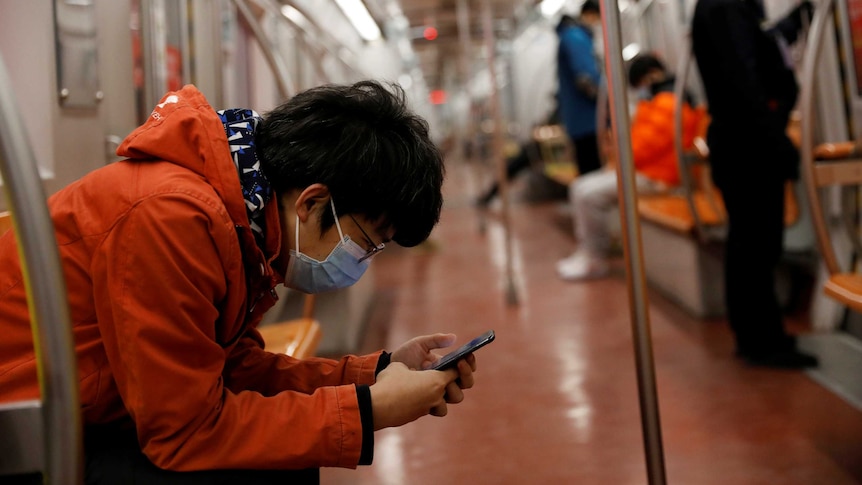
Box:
[217,108,272,248]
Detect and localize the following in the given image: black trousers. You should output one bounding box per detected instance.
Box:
[715,168,792,356]
[478,145,533,204]
[82,427,320,485]
[571,133,602,176]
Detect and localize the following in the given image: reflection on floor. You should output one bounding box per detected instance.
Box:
[321,161,862,485]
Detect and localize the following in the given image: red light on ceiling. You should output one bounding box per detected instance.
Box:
[430,90,447,105]
[423,26,438,41]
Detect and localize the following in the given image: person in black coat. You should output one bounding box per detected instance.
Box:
[692,0,817,368]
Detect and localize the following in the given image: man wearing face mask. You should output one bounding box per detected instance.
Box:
[0,81,473,483]
[556,53,705,280]
[556,1,604,176]
[692,0,817,368]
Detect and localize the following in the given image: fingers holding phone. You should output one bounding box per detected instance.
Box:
[371,331,493,430]
[444,357,476,404]
[429,330,493,404]
[390,333,457,370]
[428,330,494,371]
[370,362,459,430]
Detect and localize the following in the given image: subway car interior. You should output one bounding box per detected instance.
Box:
[1,0,862,483]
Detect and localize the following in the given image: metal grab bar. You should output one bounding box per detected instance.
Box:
[480,0,518,305]
[672,35,702,234]
[233,0,297,100]
[236,0,364,95]
[599,1,667,484]
[671,35,725,241]
[280,2,363,79]
[800,0,838,273]
[0,51,82,483]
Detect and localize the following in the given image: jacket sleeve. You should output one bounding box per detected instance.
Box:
[222,333,381,397]
[560,30,600,99]
[92,194,367,471]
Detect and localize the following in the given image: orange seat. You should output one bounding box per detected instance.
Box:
[533,124,578,185]
[813,141,861,161]
[803,141,862,311]
[256,317,321,359]
[823,273,862,313]
[637,114,802,235]
[637,182,799,234]
[256,294,322,359]
[637,190,726,234]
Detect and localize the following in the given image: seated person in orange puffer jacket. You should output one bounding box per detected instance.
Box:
[557,53,707,281]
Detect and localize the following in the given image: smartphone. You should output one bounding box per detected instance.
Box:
[429,330,495,371]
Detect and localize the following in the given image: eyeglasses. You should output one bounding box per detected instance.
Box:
[348,214,386,263]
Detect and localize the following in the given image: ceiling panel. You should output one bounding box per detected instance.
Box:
[398,0,537,89]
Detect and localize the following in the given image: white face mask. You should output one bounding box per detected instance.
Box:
[284,199,370,294]
[634,86,652,101]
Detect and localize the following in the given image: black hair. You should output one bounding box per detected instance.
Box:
[256,80,445,247]
[628,54,666,88]
[580,0,600,15]
[557,14,578,30]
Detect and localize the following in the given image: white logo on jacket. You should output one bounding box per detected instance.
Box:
[151,95,180,120]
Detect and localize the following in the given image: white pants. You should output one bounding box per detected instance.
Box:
[568,169,665,255]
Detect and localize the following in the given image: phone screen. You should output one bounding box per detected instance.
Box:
[429,330,495,371]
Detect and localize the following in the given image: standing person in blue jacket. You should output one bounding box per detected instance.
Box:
[556,1,603,176]
[692,0,817,368]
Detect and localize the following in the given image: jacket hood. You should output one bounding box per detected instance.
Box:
[116,85,248,227]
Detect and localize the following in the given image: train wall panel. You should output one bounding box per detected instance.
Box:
[0,0,120,208]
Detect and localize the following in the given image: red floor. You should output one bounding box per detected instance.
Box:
[321,162,862,485]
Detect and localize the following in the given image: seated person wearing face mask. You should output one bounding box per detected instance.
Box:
[0,81,476,484]
[556,54,706,281]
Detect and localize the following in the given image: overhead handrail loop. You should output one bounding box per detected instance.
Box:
[800,0,838,273]
[280,2,363,78]
[598,1,667,484]
[0,52,82,482]
[234,0,365,94]
[233,0,296,100]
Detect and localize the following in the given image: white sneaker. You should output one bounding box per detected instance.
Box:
[555,252,582,273]
[556,251,609,281]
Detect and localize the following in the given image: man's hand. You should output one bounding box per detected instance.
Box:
[391,333,457,370]
[389,333,478,404]
[369,362,458,430]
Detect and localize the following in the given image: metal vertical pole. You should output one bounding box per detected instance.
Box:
[800,0,838,274]
[0,51,81,484]
[141,0,169,110]
[599,1,667,483]
[672,37,702,239]
[481,0,518,305]
[458,0,488,238]
[456,0,473,164]
[179,0,193,86]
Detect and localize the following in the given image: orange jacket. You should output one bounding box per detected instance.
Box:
[0,85,381,471]
[630,92,706,186]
